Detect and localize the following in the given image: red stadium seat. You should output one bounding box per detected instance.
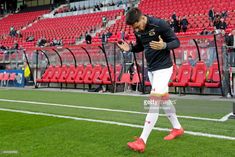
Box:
[205,62,221,88]
[101,64,122,85]
[0,73,4,85]
[118,73,131,91]
[84,64,102,84]
[8,73,17,86]
[168,64,178,87]
[100,65,113,85]
[131,73,142,91]
[66,64,83,84]
[188,61,207,87]
[118,73,131,84]
[145,81,151,86]
[131,73,141,84]
[2,73,9,82]
[75,64,92,84]
[0,73,9,86]
[114,64,122,82]
[36,65,54,83]
[93,66,106,85]
[172,63,192,87]
[50,66,64,83]
[57,65,68,83]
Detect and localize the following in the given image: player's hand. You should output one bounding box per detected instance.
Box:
[150,36,166,50]
[117,40,130,52]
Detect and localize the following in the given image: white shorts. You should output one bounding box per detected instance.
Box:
[148,66,173,95]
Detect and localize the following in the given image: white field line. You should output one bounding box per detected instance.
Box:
[219,112,233,122]
[0,98,228,122]
[0,107,234,140]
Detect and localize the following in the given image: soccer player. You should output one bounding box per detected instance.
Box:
[117,8,184,153]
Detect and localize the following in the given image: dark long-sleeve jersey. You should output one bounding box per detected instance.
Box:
[130,16,180,71]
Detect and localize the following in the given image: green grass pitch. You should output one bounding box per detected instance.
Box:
[0,89,234,157]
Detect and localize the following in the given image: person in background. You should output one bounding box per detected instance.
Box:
[26,35,35,42]
[37,37,47,47]
[0,44,6,50]
[169,18,174,31]
[218,18,227,30]
[16,30,22,38]
[102,16,107,27]
[221,10,228,20]
[226,29,235,67]
[99,2,104,8]
[22,62,31,86]
[73,6,77,11]
[213,17,220,29]
[85,32,92,44]
[119,29,125,40]
[106,30,113,38]
[111,1,115,6]
[200,28,210,35]
[173,17,180,33]
[12,40,19,50]
[59,39,63,46]
[51,38,57,46]
[77,5,81,11]
[180,16,189,32]
[101,31,107,44]
[172,12,177,21]
[188,55,197,66]
[117,0,123,7]
[82,5,86,10]
[9,26,16,37]
[208,7,215,22]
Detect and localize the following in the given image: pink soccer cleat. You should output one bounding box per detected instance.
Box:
[127,137,146,153]
[164,128,184,140]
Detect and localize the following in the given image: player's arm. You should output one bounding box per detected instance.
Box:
[159,19,180,50]
[117,34,144,53]
[150,19,180,50]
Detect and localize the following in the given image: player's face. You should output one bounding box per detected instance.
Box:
[132,16,146,32]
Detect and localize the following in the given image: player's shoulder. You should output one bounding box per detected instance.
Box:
[147,16,167,28]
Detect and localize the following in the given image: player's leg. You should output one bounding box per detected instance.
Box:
[139,71,160,143]
[127,71,160,153]
[152,67,184,140]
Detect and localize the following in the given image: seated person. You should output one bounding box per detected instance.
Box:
[85,32,92,44]
[26,36,35,42]
[37,37,47,47]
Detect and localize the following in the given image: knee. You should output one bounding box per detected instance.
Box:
[149,92,170,102]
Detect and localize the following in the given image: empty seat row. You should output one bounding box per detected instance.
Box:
[117,61,221,94]
[169,61,221,89]
[0,73,17,86]
[35,61,221,93]
[36,64,123,86]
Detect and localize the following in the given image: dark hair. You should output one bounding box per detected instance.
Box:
[126,8,142,25]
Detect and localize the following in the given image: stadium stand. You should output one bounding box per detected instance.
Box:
[138,0,235,35]
[22,9,123,48]
[0,0,232,95]
[91,0,235,43]
[0,10,49,48]
[0,10,47,35]
[1,0,234,49]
